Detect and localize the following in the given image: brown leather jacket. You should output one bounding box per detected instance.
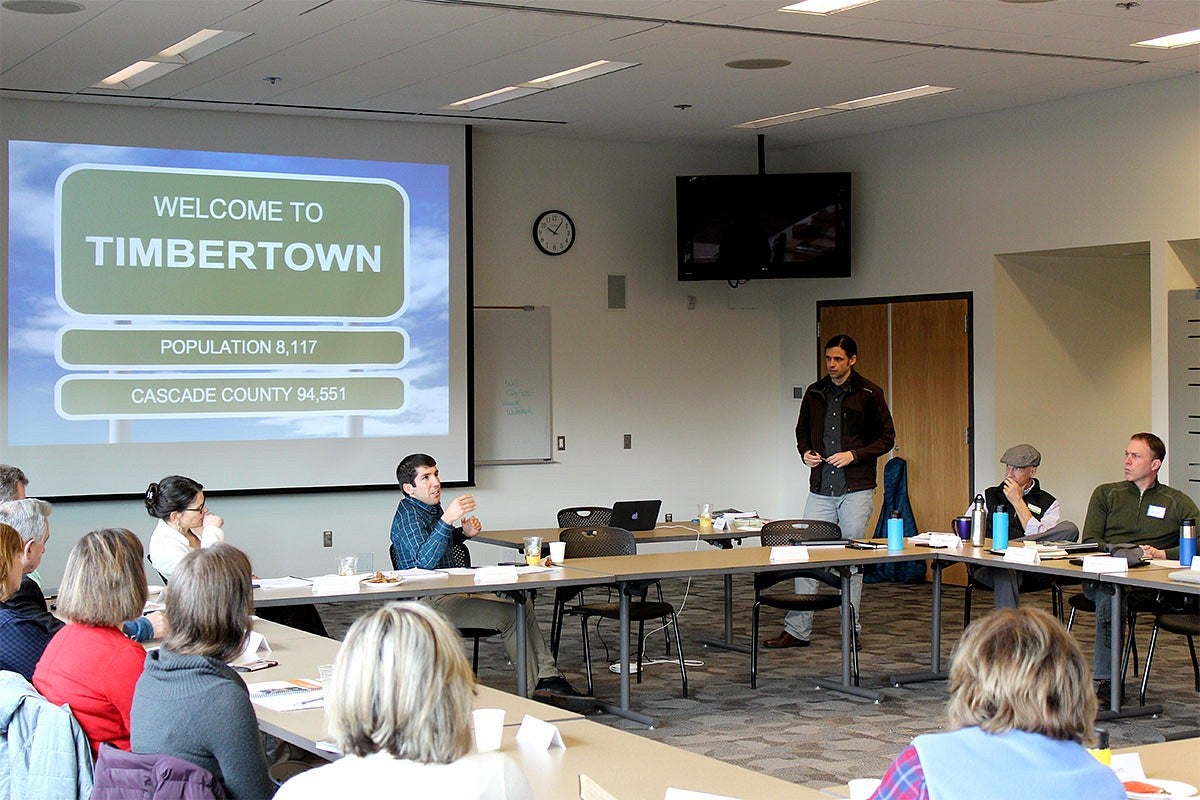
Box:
[795,370,895,494]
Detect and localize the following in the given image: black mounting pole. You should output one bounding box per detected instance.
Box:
[757,133,766,175]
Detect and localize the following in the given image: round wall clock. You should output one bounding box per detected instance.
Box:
[533,210,575,256]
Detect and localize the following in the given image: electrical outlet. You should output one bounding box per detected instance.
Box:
[623,434,632,449]
[686,294,696,311]
[322,530,333,547]
[557,435,566,451]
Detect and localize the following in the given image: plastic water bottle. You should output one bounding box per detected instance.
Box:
[992,504,1009,550]
[886,510,904,551]
[1181,518,1196,567]
[969,494,986,547]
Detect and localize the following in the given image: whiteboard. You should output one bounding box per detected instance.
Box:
[474,307,552,463]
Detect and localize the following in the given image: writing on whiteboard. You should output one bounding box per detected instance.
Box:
[503,379,535,416]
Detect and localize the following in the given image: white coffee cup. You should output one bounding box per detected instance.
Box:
[848,777,882,800]
[472,707,505,752]
[548,541,566,564]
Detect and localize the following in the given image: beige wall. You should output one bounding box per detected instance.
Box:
[993,251,1151,520]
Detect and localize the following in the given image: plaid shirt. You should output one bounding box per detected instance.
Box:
[872,745,928,800]
[389,494,456,569]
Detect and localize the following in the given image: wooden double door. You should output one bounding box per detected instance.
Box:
[817,295,973,565]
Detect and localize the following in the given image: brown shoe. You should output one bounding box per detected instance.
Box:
[762,631,810,649]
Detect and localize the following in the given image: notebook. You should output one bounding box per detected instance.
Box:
[610,499,662,531]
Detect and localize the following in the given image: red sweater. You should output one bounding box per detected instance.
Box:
[33,623,145,758]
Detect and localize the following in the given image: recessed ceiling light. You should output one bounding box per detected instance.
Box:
[1,0,83,13]
[734,85,956,129]
[442,85,543,111]
[520,60,638,89]
[93,61,184,91]
[1133,28,1200,48]
[779,0,880,15]
[156,29,252,63]
[725,59,792,70]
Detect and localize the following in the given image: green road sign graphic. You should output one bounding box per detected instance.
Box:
[58,327,406,369]
[56,165,407,319]
[57,375,404,419]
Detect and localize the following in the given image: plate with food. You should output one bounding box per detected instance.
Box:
[360,571,403,589]
[1125,779,1198,799]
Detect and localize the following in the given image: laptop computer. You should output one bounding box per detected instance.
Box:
[610,500,662,532]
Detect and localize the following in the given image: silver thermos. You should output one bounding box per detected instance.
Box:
[970,493,986,547]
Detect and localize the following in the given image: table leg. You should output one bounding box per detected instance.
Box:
[592,583,656,727]
[1097,582,1161,720]
[813,566,884,702]
[696,574,751,654]
[513,590,527,698]
[889,560,948,686]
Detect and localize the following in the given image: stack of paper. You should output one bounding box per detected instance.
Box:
[247,679,324,712]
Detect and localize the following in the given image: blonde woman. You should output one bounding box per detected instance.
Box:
[0,521,53,680]
[33,528,148,758]
[870,607,1123,800]
[276,602,533,800]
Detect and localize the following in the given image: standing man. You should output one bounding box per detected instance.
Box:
[1082,432,1198,696]
[969,444,1079,609]
[390,453,589,709]
[765,334,895,649]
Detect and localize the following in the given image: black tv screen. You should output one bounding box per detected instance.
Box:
[677,172,851,281]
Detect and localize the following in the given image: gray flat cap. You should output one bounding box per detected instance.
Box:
[1000,444,1041,468]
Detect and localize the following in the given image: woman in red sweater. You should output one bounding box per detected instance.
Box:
[33,527,148,758]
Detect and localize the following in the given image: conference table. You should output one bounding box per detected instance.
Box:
[246,619,828,800]
[931,544,1199,720]
[253,565,617,697]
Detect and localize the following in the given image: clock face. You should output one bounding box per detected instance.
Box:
[533,210,575,255]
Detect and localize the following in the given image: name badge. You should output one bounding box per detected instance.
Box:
[1146,505,1166,519]
[1027,502,1042,515]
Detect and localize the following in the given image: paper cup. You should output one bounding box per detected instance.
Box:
[549,541,566,564]
[317,664,335,687]
[472,707,505,752]
[848,778,882,800]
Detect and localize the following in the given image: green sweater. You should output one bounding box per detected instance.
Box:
[1082,480,1198,559]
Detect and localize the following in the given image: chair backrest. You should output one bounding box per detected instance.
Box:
[560,526,636,559]
[557,506,613,528]
[92,743,227,800]
[760,519,842,547]
[388,544,399,570]
[450,541,473,568]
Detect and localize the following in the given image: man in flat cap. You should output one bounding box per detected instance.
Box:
[969,444,1078,608]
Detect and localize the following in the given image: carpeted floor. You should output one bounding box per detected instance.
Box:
[314,573,1199,790]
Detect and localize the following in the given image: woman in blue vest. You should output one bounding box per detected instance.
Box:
[870,606,1122,800]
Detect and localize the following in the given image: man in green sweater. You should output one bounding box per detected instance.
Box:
[1082,432,1198,696]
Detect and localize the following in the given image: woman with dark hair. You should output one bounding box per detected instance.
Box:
[146,475,224,580]
[33,528,149,757]
[131,544,275,798]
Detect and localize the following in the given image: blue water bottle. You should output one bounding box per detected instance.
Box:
[887,510,904,551]
[1180,518,1196,567]
[992,504,1009,550]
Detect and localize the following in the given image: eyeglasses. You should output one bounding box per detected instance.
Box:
[183,503,207,513]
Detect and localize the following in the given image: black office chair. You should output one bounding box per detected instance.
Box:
[389,542,500,673]
[1138,595,1199,705]
[558,526,687,697]
[557,507,613,528]
[751,519,857,689]
[1066,589,1160,685]
[963,571,1065,626]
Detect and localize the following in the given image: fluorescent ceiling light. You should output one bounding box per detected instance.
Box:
[444,60,640,111]
[1132,28,1200,49]
[93,60,183,90]
[825,84,955,110]
[734,107,841,129]
[733,85,955,129]
[779,0,880,14]
[521,60,638,89]
[156,28,251,63]
[442,85,543,111]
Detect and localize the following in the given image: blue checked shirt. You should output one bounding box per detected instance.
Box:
[390,495,457,569]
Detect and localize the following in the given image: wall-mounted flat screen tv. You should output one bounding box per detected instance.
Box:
[677,172,851,281]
